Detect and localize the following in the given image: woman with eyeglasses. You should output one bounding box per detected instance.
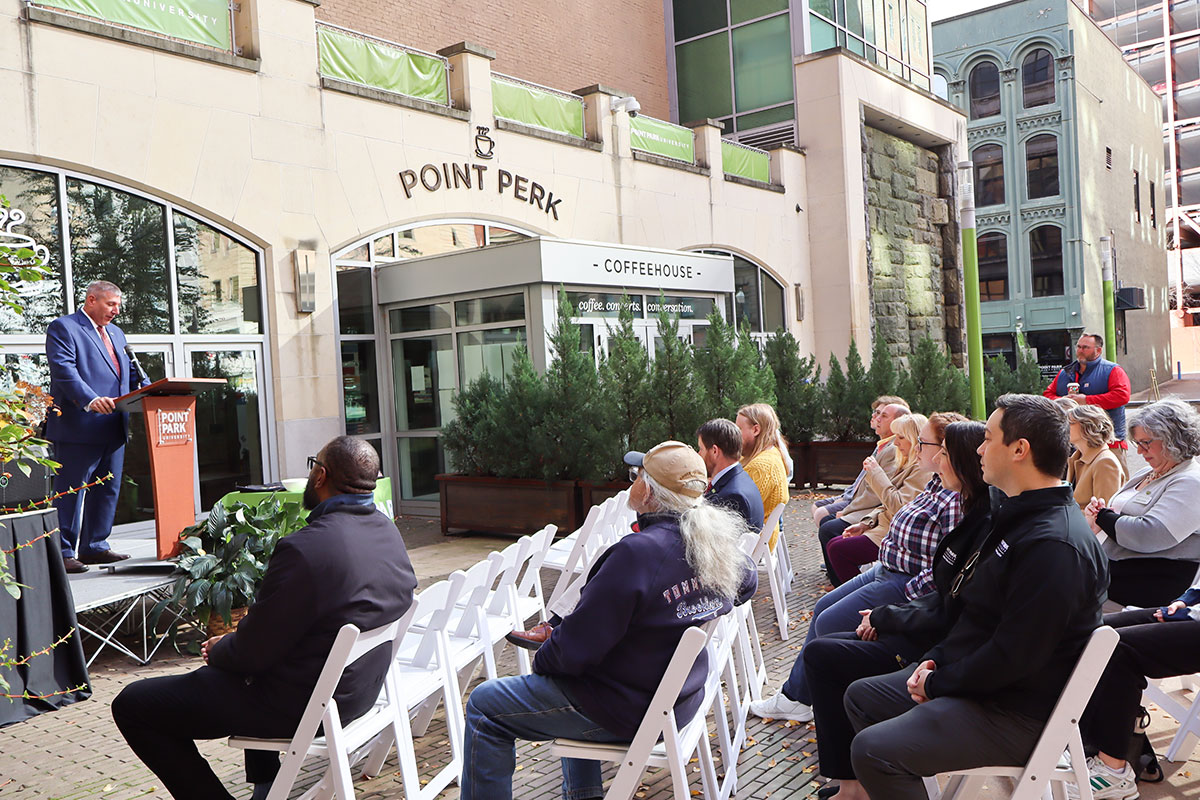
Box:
[1083,397,1200,608]
[748,413,964,725]
[783,420,991,800]
[823,413,937,584]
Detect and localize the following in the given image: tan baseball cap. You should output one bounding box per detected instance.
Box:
[624,441,708,498]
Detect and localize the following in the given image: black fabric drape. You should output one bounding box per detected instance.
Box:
[0,508,91,727]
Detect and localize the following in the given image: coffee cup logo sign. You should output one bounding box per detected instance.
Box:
[157,408,192,447]
[397,134,564,220]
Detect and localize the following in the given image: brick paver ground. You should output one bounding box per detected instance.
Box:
[4,490,1200,799]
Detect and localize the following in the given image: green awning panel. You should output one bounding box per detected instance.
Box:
[492,77,585,138]
[721,141,770,183]
[630,116,695,164]
[35,0,232,50]
[318,27,449,105]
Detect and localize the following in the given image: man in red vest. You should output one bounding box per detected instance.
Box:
[1043,332,1131,473]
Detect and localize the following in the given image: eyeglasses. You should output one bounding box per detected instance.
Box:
[917,439,941,452]
[950,550,982,598]
[628,465,641,483]
[307,455,325,471]
[1133,438,1156,451]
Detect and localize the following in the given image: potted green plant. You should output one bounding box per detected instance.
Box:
[152,495,307,644]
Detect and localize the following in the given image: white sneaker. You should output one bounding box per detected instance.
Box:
[1066,756,1139,800]
[748,691,813,722]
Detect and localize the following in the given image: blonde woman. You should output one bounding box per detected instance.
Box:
[1066,403,1125,508]
[736,403,789,548]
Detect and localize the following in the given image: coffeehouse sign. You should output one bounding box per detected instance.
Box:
[397,127,564,220]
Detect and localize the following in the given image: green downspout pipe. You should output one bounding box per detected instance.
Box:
[1100,235,1116,355]
[959,161,986,420]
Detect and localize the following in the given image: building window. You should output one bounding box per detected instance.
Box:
[1029,225,1064,297]
[932,72,949,100]
[973,144,1005,207]
[802,0,932,90]
[969,61,1001,119]
[1021,48,1055,108]
[977,231,1008,301]
[1025,134,1060,199]
[1134,170,1142,222]
[1106,147,1112,170]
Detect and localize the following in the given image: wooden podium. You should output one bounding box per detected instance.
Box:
[115,378,227,560]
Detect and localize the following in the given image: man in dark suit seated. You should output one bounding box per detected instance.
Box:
[45,280,151,572]
[696,417,765,531]
[112,436,418,800]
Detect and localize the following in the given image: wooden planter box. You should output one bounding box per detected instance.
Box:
[579,480,632,513]
[436,474,582,536]
[793,441,876,488]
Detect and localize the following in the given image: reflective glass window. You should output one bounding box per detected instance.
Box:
[0,166,64,335]
[390,303,452,333]
[67,178,170,334]
[733,257,761,331]
[969,61,1001,119]
[731,0,786,23]
[761,273,786,332]
[674,0,727,40]
[374,234,394,259]
[395,224,485,259]
[458,327,527,388]
[1026,134,1060,199]
[190,349,263,507]
[732,16,795,112]
[1030,226,1064,298]
[455,293,525,326]
[337,266,374,335]
[973,144,1005,207]
[392,335,454,431]
[174,213,260,334]
[676,32,734,122]
[1022,49,1056,108]
[977,232,1008,301]
[810,13,837,51]
[342,341,380,435]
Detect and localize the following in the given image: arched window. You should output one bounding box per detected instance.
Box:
[969,61,1001,119]
[1029,225,1064,298]
[1022,49,1055,108]
[973,144,1005,207]
[977,232,1008,301]
[1026,134,1059,199]
[932,72,949,101]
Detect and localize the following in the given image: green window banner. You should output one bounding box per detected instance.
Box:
[492,77,584,139]
[35,0,232,50]
[630,116,695,164]
[721,141,770,183]
[318,27,449,106]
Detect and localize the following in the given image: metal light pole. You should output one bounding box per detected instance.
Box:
[1100,235,1116,355]
[958,161,986,420]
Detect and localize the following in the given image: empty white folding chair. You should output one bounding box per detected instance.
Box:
[732,531,768,703]
[752,503,790,640]
[930,625,1119,800]
[542,501,608,605]
[704,610,751,800]
[513,524,557,628]
[775,521,795,592]
[546,499,620,610]
[548,620,721,800]
[439,559,500,689]
[226,608,416,800]
[1143,672,1200,762]
[477,538,535,675]
[362,575,468,800]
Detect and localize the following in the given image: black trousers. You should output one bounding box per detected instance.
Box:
[804,632,921,780]
[818,517,851,584]
[112,666,300,800]
[1082,608,1200,757]
[1107,558,1198,608]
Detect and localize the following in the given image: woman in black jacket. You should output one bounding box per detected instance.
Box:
[801,421,991,800]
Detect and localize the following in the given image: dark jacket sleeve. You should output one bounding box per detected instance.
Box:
[924,540,1088,700]
[870,591,948,637]
[534,539,649,677]
[208,538,318,674]
[46,319,99,409]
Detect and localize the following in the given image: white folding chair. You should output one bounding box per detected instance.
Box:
[548,620,721,800]
[1144,672,1200,762]
[705,610,750,800]
[930,625,1119,800]
[733,532,768,703]
[362,576,467,800]
[227,608,416,800]
[513,524,557,628]
[752,503,789,640]
[775,520,795,592]
[546,499,619,610]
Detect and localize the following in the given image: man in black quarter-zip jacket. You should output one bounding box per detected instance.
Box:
[841,394,1108,800]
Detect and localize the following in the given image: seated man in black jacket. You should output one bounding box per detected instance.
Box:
[842,394,1109,800]
[461,441,758,800]
[112,436,418,800]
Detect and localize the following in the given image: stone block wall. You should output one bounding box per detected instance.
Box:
[863,124,964,366]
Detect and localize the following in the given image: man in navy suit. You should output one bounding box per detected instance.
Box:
[45,280,148,573]
[697,418,764,531]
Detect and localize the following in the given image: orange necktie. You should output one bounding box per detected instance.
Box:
[99,326,119,373]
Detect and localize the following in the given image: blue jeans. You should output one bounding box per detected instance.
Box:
[462,673,625,800]
[782,564,910,704]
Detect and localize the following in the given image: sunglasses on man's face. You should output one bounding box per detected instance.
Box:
[628,465,641,483]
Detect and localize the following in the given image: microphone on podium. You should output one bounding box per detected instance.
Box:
[124,344,151,385]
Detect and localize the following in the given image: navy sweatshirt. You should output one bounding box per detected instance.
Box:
[533,511,757,739]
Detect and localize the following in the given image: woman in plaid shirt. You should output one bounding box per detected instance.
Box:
[749,411,967,724]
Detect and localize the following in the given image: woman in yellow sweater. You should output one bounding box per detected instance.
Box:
[736,403,789,547]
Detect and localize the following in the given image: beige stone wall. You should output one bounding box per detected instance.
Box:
[0,0,807,478]
[1069,2,1170,390]
[314,0,671,120]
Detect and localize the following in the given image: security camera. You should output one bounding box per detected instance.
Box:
[612,96,641,118]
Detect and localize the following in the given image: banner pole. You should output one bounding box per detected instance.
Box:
[958,161,986,420]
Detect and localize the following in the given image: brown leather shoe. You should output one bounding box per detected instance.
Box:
[505,622,555,651]
[63,557,90,574]
[80,550,131,565]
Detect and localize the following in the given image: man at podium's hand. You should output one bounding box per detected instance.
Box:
[87,396,117,414]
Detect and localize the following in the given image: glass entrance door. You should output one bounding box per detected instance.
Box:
[184,346,265,510]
